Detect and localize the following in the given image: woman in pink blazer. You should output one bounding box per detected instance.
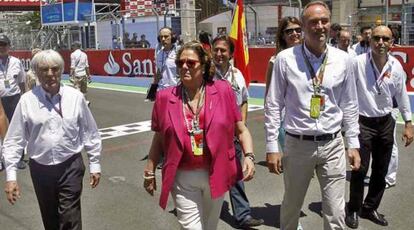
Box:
[143,41,255,229]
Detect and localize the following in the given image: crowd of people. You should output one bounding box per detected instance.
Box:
[0,1,412,230]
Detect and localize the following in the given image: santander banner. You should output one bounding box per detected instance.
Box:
[10,47,414,93]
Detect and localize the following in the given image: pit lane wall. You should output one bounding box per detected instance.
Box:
[10,47,414,93]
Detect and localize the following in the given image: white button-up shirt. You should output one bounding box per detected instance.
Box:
[355,52,411,121]
[214,65,249,107]
[265,44,360,153]
[155,45,178,89]
[2,84,101,181]
[352,42,371,56]
[0,55,26,97]
[70,49,89,77]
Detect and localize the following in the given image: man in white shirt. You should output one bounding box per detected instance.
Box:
[345,25,413,229]
[70,41,91,105]
[0,101,8,171]
[155,27,178,90]
[2,50,101,230]
[0,34,27,169]
[352,26,372,55]
[212,35,264,229]
[265,2,361,229]
[337,30,357,58]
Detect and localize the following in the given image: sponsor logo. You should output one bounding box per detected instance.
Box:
[104,51,120,75]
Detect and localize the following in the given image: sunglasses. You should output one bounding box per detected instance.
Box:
[372,35,391,43]
[284,28,302,35]
[177,59,199,69]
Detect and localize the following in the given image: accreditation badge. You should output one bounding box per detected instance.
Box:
[191,129,204,156]
[4,80,10,89]
[310,94,321,119]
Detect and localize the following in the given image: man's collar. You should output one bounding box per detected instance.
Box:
[40,84,64,100]
[303,42,328,60]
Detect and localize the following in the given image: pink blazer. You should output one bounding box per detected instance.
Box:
[152,80,243,209]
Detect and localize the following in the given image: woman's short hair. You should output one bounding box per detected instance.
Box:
[275,16,301,52]
[31,49,64,75]
[176,41,215,82]
[212,35,235,55]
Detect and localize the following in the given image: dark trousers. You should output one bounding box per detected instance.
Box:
[229,140,252,224]
[348,114,395,212]
[1,94,20,122]
[29,154,85,230]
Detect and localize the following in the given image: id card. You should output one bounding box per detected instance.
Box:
[191,129,204,156]
[4,80,10,89]
[319,94,326,111]
[310,95,321,119]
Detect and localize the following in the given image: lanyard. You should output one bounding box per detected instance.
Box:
[301,45,328,94]
[368,52,389,95]
[0,56,10,80]
[182,83,205,134]
[45,95,63,118]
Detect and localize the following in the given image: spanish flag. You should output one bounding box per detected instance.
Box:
[229,0,251,87]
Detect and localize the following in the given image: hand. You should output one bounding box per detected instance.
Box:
[143,175,156,196]
[87,75,92,84]
[347,148,361,171]
[4,181,20,205]
[242,157,255,181]
[266,152,283,175]
[402,122,414,147]
[90,173,101,188]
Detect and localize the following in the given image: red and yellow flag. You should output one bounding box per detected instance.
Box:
[229,0,251,87]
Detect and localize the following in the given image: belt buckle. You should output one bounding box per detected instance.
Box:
[314,135,319,142]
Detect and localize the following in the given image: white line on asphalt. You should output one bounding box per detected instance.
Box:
[99,105,264,140]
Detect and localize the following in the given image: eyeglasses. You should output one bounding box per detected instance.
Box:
[177,59,199,69]
[39,66,61,73]
[372,35,391,43]
[284,28,302,35]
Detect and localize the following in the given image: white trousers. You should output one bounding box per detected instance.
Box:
[280,134,346,230]
[172,169,224,230]
[386,108,399,185]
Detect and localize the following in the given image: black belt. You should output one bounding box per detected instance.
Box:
[286,130,341,142]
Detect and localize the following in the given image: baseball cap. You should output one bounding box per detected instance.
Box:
[0,34,10,45]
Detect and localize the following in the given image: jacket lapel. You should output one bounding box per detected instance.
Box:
[205,82,220,131]
[168,86,185,149]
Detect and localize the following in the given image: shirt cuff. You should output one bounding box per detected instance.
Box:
[6,169,17,182]
[346,136,360,149]
[401,112,412,123]
[266,141,280,153]
[89,163,101,174]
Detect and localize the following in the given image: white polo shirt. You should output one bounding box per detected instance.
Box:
[70,49,89,77]
[0,55,26,97]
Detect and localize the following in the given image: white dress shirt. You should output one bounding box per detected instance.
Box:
[265,44,360,153]
[156,45,178,89]
[70,49,89,77]
[214,64,249,107]
[0,55,26,97]
[352,42,371,56]
[2,84,101,181]
[355,52,411,121]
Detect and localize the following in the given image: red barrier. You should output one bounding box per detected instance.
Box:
[10,46,414,93]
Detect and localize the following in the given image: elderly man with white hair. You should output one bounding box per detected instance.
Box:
[2,49,101,230]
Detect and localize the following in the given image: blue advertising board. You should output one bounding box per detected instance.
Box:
[41,0,94,25]
[41,3,63,24]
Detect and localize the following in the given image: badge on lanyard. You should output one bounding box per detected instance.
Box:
[192,128,204,156]
[4,79,10,88]
[310,94,322,119]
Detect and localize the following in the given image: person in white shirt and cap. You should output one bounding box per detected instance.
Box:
[345,25,413,229]
[70,41,91,105]
[2,49,101,230]
[265,1,361,229]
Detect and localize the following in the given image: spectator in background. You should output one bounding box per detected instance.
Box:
[154,27,179,90]
[0,34,27,170]
[124,32,131,48]
[137,34,151,48]
[352,26,372,55]
[131,33,138,48]
[198,30,211,54]
[26,48,42,90]
[70,41,91,106]
[337,30,357,57]
[328,22,342,46]
[257,32,266,45]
